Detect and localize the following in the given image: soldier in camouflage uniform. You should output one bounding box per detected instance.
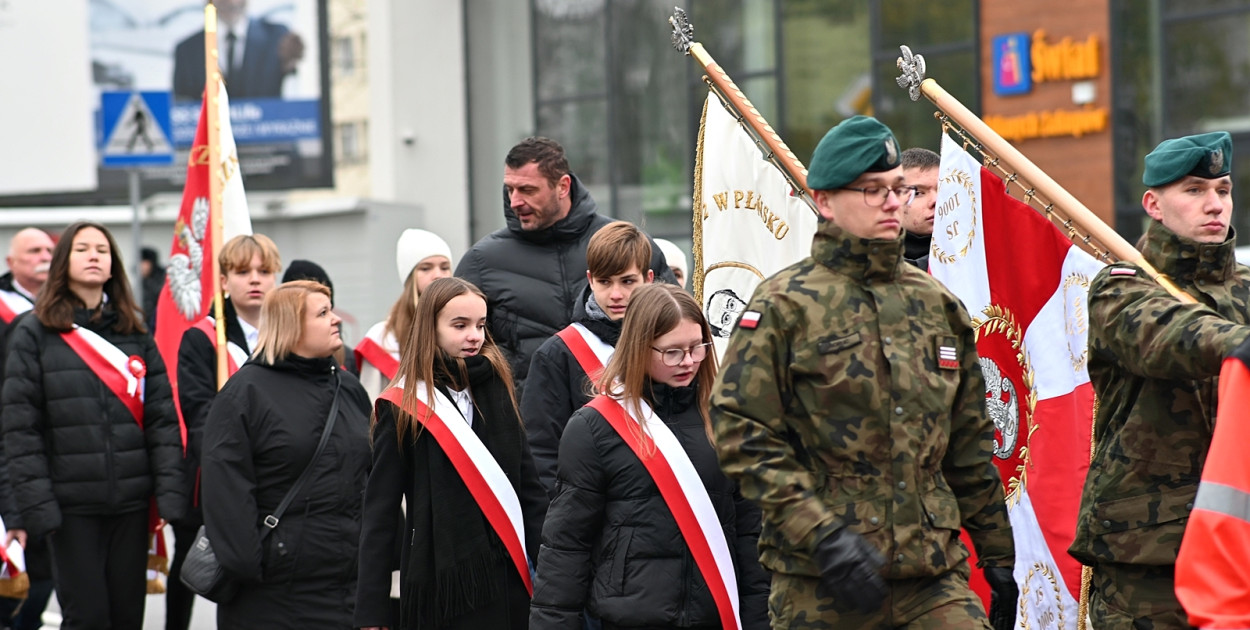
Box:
[711,116,1016,629]
[1070,131,1250,628]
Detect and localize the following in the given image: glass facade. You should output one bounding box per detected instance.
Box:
[528,0,980,246]
[1113,0,1250,243]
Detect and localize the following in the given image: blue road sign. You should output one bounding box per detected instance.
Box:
[101,91,174,168]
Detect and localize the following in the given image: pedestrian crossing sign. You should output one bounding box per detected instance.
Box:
[100,91,174,167]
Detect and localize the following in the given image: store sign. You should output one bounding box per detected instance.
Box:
[992,33,1032,96]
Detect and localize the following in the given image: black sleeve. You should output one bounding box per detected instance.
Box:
[0,316,24,526]
[521,337,577,498]
[0,319,56,534]
[177,326,217,470]
[141,335,188,523]
[732,486,771,630]
[354,402,405,629]
[516,425,550,563]
[530,409,607,630]
[201,376,263,582]
[454,247,484,288]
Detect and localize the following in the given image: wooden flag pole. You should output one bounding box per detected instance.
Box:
[895,46,1194,304]
[205,3,229,388]
[669,8,816,213]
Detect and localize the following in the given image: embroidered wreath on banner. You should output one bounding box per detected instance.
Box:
[1063,273,1091,372]
[1019,562,1066,630]
[930,169,978,265]
[971,304,1037,505]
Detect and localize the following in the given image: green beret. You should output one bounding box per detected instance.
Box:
[1143,131,1232,187]
[807,116,902,190]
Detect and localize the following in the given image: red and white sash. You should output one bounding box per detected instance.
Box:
[0,290,32,325]
[555,322,613,381]
[354,334,400,382]
[60,325,146,428]
[588,395,742,630]
[191,317,248,376]
[378,382,532,594]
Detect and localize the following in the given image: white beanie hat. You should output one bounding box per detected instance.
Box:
[654,238,687,278]
[395,228,454,284]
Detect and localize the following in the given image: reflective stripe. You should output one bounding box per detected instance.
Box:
[1193,481,1250,524]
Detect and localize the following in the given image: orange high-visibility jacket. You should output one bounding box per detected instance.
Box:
[1175,349,1250,628]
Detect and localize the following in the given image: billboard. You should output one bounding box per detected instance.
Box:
[0,0,332,206]
[0,1,97,196]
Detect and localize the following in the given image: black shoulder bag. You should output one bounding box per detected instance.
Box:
[180,372,342,603]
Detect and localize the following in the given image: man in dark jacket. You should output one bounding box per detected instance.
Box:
[901,147,938,270]
[522,221,654,496]
[169,233,280,630]
[456,137,674,397]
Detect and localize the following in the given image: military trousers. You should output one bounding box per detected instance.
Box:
[768,563,990,629]
[1088,563,1196,630]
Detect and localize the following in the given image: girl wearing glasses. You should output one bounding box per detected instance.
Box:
[530,283,769,630]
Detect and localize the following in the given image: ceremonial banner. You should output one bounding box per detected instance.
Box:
[693,93,817,359]
[930,133,1102,629]
[153,79,253,443]
[1175,352,1250,628]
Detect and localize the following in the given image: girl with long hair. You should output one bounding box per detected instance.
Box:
[530,283,770,629]
[1,221,186,630]
[201,280,372,629]
[355,229,454,400]
[356,277,547,630]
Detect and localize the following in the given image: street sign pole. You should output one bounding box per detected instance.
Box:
[129,169,142,299]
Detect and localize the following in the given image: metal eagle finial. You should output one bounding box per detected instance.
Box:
[670,7,694,54]
[895,45,927,102]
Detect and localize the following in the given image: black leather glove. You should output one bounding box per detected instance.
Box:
[983,566,1018,630]
[813,526,888,614]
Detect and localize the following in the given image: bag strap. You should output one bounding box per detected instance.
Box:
[259,370,342,539]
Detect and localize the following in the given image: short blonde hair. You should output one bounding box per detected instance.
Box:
[220,234,282,275]
[253,280,331,364]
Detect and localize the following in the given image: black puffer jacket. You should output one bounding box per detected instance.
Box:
[522,284,621,497]
[530,383,770,630]
[202,355,371,629]
[1,306,186,534]
[456,174,674,395]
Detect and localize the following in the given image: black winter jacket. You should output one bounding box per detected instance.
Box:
[202,355,371,629]
[1,306,187,534]
[456,174,674,395]
[176,298,250,521]
[530,383,770,630]
[522,285,621,497]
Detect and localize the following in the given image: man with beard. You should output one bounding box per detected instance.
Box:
[901,147,939,270]
[456,137,675,396]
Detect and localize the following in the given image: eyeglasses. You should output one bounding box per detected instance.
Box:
[907,186,934,205]
[652,342,713,366]
[841,185,917,207]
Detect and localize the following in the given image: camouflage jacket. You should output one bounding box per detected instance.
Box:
[1070,220,1250,567]
[710,218,1013,580]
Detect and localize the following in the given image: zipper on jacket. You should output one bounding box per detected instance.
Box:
[679,551,691,626]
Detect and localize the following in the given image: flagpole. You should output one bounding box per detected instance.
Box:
[205,3,229,388]
[669,8,817,214]
[894,46,1195,304]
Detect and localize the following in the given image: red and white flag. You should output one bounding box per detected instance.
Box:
[930,132,1103,628]
[153,78,252,443]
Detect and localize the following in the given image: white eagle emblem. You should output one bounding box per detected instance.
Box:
[979,356,1019,460]
[167,197,209,319]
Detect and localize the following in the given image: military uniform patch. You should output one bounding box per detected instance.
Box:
[1109,268,1137,277]
[937,336,958,370]
[738,311,761,329]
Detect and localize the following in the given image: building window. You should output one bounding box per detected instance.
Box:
[336,121,367,164]
[333,35,356,75]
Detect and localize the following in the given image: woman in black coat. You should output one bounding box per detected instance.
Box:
[356,277,547,630]
[201,280,372,629]
[1,221,186,630]
[530,283,770,630]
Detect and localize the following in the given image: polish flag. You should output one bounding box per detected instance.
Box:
[152,78,252,445]
[930,132,1103,629]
